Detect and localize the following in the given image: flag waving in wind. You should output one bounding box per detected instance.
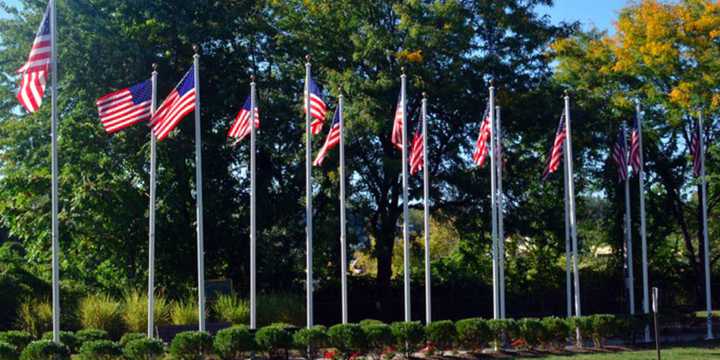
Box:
[612,130,628,182]
[409,118,424,175]
[313,108,341,166]
[542,114,566,180]
[690,118,703,178]
[16,1,52,113]
[228,96,259,142]
[151,65,196,141]
[629,118,641,174]
[304,77,327,135]
[472,105,491,167]
[391,94,404,150]
[96,80,152,134]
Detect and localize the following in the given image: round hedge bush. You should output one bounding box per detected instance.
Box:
[293,325,327,360]
[123,338,165,360]
[516,318,543,349]
[0,341,18,360]
[77,340,122,359]
[40,332,79,353]
[361,323,393,357]
[119,333,145,347]
[389,321,425,358]
[327,324,366,358]
[168,331,213,360]
[455,318,490,350]
[214,325,255,360]
[0,331,33,353]
[19,340,70,360]
[425,320,456,351]
[255,324,292,358]
[540,316,569,348]
[75,329,109,344]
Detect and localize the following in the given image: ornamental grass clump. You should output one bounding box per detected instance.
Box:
[77,340,123,360]
[425,320,456,352]
[327,324,366,359]
[255,324,293,360]
[211,294,249,325]
[169,298,198,326]
[257,293,304,327]
[16,299,52,338]
[455,318,491,351]
[168,331,212,360]
[389,321,424,358]
[122,290,169,333]
[123,338,165,360]
[19,340,70,360]
[79,294,124,339]
[0,331,33,354]
[293,326,327,360]
[214,325,255,360]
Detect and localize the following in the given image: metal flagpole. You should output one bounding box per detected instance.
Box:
[50,0,60,343]
[564,143,572,319]
[422,93,431,324]
[565,92,582,346]
[339,92,348,324]
[496,105,505,320]
[250,76,257,330]
[699,110,713,340]
[490,85,499,321]
[147,64,158,338]
[623,125,635,316]
[636,101,650,342]
[193,46,206,332]
[305,56,314,328]
[401,69,411,322]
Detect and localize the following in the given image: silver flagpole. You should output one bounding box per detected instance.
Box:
[422,93,431,324]
[636,101,650,342]
[699,110,713,340]
[564,143,572,319]
[496,105,505,320]
[50,0,60,343]
[250,76,257,330]
[401,69,411,322]
[147,64,158,338]
[623,125,635,315]
[565,92,582,346]
[305,56,314,328]
[193,46,206,332]
[339,92,348,324]
[490,84,499,322]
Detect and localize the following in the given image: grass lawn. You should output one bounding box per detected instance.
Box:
[536,344,720,360]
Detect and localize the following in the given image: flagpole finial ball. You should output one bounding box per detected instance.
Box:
[490,79,494,87]
[250,75,255,82]
[193,44,199,54]
[422,92,427,98]
[401,66,405,75]
[564,89,569,97]
[152,63,158,71]
[305,54,311,62]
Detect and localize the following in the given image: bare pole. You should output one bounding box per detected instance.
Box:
[193,45,206,332]
[250,76,257,330]
[50,0,60,343]
[305,56,314,328]
[147,64,158,338]
[401,69,411,322]
[339,92,348,324]
[496,105,505,319]
[490,84,499,322]
[636,101,650,342]
[623,124,635,315]
[565,92,582,346]
[422,93,431,324]
[564,143,572,319]
[699,110,713,340]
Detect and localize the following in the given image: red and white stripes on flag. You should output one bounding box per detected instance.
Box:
[96,80,152,134]
[629,117,641,174]
[409,122,424,175]
[16,1,52,113]
[313,108,341,166]
[472,106,491,167]
[304,77,327,135]
[612,130,628,182]
[228,96,259,142]
[690,118,703,178]
[151,65,196,141]
[542,114,567,180]
[391,95,404,150]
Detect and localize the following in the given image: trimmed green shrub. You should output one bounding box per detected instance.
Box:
[358,319,384,327]
[214,325,255,360]
[0,341,18,360]
[41,331,80,353]
[361,323,393,359]
[169,299,198,326]
[19,340,70,360]
[389,321,424,358]
[516,318,543,349]
[16,300,52,338]
[255,324,292,359]
[327,324,365,359]
[123,338,165,360]
[425,320,456,351]
[77,340,122,360]
[570,316,593,347]
[0,331,33,353]
[76,329,109,344]
[119,333,145,347]
[79,295,124,339]
[455,318,491,350]
[212,294,249,325]
[168,331,212,360]
[540,317,569,349]
[487,319,514,348]
[293,325,327,360]
[122,290,170,333]
[589,314,619,348]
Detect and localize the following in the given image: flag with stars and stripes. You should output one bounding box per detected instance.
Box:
[16,1,52,113]
[409,118,424,175]
[629,118,641,174]
[228,95,259,142]
[391,94,404,150]
[542,114,566,180]
[612,130,628,182]
[472,105,491,167]
[96,80,152,134]
[151,65,196,141]
[304,76,327,135]
[313,108,341,166]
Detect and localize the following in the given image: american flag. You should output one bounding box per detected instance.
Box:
[313,108,341,166]
[391,94,404,150]
[472,106,491,167]
[409,118,424,175]
[629,118,641,174]
[690,119,703,178]
[96,80,152,134]
[612,130,628,182]
[542,114,566,180]
[304,76,327,135]
[16,1,52,113]
[151,65,196,141]
[228,96,259,142]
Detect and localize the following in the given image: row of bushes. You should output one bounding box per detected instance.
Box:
[16,291,304,339]
[0,314,640,359]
